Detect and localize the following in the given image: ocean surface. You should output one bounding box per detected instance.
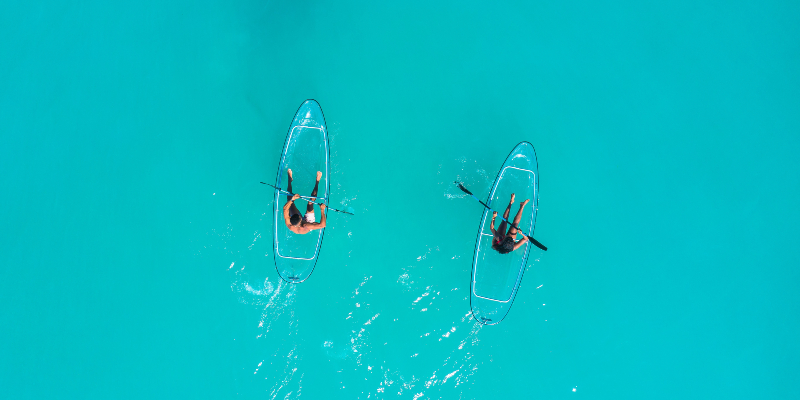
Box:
[2,0,799,398]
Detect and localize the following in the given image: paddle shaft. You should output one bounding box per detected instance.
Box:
[457,183,548,251]
[260,182,354,215]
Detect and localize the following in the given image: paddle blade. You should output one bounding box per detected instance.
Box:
[530,237,548,251]
[455,182,474,196]
[260,182,280,191]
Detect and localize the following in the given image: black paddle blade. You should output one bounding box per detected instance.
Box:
[261,182,281,191]
[326,206,355,216]
[530,237,548,251]
[455,182,474,196]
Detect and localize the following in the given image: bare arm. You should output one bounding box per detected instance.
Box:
[282,194,300,227]
[490,212,497,235]
[512,235,529,251]
[306,204,327,231]
[318,204,327,229]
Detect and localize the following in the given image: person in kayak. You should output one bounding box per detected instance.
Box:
[490,193,530,254]
[283,168,327,234]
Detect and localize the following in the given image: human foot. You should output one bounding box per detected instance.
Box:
[316,171,322,182]
[510,193,515,204]
[287,168,293,181]
[521,199,529,207]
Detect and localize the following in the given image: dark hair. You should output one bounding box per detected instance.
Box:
[492,237,515,254]
[290,214,301,225]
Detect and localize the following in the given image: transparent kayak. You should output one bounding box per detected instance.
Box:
[470,142,539,325]
[272,100,329,283]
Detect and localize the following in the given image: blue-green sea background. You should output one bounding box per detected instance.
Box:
[2,0,798,398]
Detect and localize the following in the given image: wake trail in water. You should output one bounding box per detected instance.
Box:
[229,262,304,399]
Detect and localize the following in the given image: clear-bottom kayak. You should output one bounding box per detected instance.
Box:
[470,141,539,325]
[272,100,329,283]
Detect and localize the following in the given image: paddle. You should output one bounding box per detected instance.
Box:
[455,182,548,251]
[260,182,355,215]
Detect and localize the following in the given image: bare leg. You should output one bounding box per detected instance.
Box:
[508,199,530,237]
[503,193,515,220]
[307,171,322,213]
[285,168,301,217]
[498,194,515,236]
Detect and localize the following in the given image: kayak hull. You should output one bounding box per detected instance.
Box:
[470,141,539,325]
[272,100,330,283]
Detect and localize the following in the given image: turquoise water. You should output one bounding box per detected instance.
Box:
[2,0,799,398]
